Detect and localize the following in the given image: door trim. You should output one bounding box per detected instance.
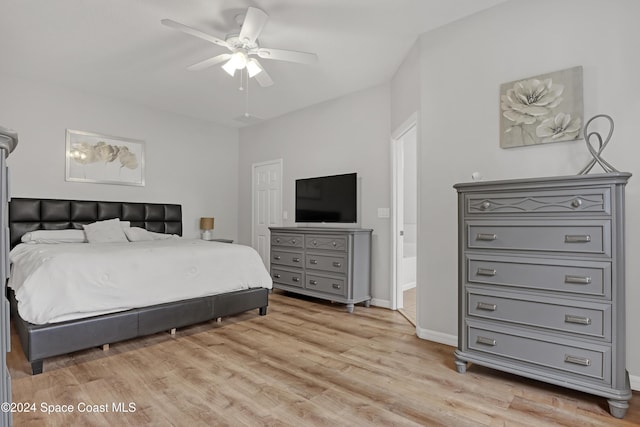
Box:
[251,159,283,262]
[391,113,417,311]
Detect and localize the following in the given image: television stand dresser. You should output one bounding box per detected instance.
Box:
[454,173,631,418]
[269,227,372,312]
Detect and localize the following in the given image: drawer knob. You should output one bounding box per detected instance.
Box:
[274,255,281,260]
[564,354,590,366]
[571,198,583,208]
[332,283,341,289]
[310,259,318,264]
[313,240,317,245]
[477,302,497,311]
[564,234,591,243]
[292,276,300,282]
[332,241,337,247]
[292,239,296,244]
[332,261,342,268]
[481,201,491,210]
[309,280,317,285]
[292,257,300,263]
[476,336,496,346]
[476,268,496,277]
[565,314,592,325]
[275,238,280,243]
[564,275,592,285]
[273,274,281,279]
[476,233,497,241]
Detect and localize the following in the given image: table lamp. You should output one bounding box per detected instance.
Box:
[200,217,214,240]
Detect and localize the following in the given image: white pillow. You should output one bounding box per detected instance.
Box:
[82,219,128,243]
[21,229,87,244]
[123,227,177,242]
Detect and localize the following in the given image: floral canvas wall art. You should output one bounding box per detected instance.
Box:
[500,66,583,148]
[66,129,145,186]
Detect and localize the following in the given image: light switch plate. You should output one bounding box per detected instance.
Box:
[378,208,390,218]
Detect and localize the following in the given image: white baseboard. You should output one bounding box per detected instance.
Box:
[370,298,391,309]
[630,374,640,391]
[401,282,416,291]
[416,326,457,347]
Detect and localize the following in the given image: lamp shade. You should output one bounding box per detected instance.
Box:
[199,217,214,230]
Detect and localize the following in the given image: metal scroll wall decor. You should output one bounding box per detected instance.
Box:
[578,114,619,175]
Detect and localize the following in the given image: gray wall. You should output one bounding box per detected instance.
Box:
[0,73,240,239]
[415,0,640,384]
[238,85,393,306]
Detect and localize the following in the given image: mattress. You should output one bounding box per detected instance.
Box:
[9,239,272,324]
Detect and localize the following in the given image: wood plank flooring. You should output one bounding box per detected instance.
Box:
[8,290,639,426]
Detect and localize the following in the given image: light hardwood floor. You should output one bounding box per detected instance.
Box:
[398,287,416,326]
[8,290,639,426]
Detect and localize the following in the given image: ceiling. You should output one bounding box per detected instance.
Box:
[0,0,506,128]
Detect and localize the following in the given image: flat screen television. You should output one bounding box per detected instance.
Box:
[295,173,357,223]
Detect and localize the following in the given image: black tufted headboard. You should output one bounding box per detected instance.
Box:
[9,198,182,248]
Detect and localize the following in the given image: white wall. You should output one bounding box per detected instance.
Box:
[0,74,239,239]
[390,42,420,133]
[416,0,640,381]
[238,85,392,306]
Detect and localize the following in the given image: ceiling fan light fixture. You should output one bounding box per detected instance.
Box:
[221,59,237,76]
[246,59,262,78]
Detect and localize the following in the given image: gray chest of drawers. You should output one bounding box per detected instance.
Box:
[453,173,632,418]
[269,227,372,312]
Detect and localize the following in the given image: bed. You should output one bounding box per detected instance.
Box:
[7,197,271,375]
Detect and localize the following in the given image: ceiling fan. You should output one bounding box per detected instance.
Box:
[161,7,318,87]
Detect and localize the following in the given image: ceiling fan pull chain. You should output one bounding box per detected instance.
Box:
[245,70,250,116]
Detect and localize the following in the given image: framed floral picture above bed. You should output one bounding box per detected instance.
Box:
[500,66,583,148]
[65,129,145,186]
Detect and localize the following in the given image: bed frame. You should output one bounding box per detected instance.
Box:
[8,197,268,375]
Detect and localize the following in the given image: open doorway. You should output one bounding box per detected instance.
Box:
[392,115,417,325]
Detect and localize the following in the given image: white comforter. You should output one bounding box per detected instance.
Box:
[9,239,272,325]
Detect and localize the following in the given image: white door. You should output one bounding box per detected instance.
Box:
[252,159,283,268]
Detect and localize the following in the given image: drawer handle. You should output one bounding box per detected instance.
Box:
[565,234,591,243]
[292,257,300,263]
[332,241,337,247]
[274,255,281,260]
[312,240,317,245]
[477,268,496,277]
[292,277,300,282]
[275,238,281,243]
[565,275,592,285]
[481,201,491,210]
[309,280,317,286]
[273,274,281,279]
[571,198,582,208]
[292,239,297,244]
[309,259,318,265]
[332,283,341,289]
[565,314,592,325]
[476,233,497,241]
[332,261,342,268]
[564,354,590,366]
[477,302,497,311]
[476,336,496,346]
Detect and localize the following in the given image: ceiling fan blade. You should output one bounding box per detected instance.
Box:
[238,7,268,45]
[256,48,318,65]
[187,54,232,71]
[253,62,274,87]
[161,19,229,49]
